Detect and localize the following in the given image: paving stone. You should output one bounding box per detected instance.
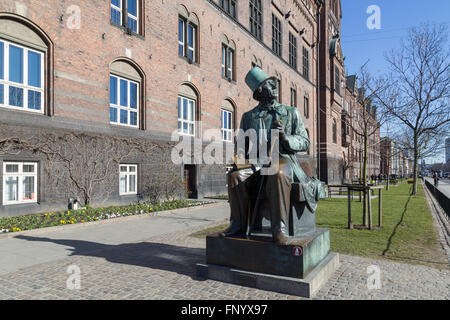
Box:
[0,220,449,300]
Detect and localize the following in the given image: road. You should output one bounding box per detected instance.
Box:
[425,177,450,198]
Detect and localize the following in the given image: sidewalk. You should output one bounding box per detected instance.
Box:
[0,202,230,275]
[0,199,449,300]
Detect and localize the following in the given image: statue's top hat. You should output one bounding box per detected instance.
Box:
[245,66,277,99]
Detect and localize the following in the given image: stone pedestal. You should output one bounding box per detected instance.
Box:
[196,228,339,297]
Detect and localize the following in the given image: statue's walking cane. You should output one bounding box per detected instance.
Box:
[247,120,282,237]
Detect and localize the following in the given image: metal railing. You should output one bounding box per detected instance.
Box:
[424,179,450,218]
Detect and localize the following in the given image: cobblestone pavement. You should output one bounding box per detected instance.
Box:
[0,220,449,300]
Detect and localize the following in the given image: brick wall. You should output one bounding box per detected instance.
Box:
[0,0,319,214]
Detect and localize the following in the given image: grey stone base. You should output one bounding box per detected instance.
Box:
[196,252,339,298]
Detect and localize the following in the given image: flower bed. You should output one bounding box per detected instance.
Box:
[0,200,211,234]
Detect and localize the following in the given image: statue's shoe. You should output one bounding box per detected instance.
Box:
[273,230,289,245]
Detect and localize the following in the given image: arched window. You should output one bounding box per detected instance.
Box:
[178,83,200,137]
[178,5,199,63]
[304,93,310,119]
[109,59,145,129]
[0,14,52,115]
[332,119,337,144]
[274,71,282,103]
[290,83,297,108]
[221,35,236,81]
[221,99,235,142]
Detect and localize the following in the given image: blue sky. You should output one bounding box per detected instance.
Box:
[340,0,450,163]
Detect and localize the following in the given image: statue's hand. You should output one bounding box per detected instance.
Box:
[272,120,287,141]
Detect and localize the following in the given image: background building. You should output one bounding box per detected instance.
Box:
[0,0,324,216]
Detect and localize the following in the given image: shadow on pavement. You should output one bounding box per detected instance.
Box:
[15,235,206,280]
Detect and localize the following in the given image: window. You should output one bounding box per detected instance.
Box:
[110,0,141,34]
[302,47,309,80]
[220,0,237,18]
[3,162,37,205]
[272,14,282,57]
[335,66,341,96]
[305,129,310,155]
[275,77,282,103]
[250,0,263,40]
[332,119,337,144]
[289,32,297,70]
[178,96,195,136]
[0,39,44,113]
[221,44,234,80]
[221,109,233,142]
[111,0,122,25]
[290,88,297,108]
[110,75,139,128]
[178,17,197,62]
[304,95,309,119]
[119,164,137,195]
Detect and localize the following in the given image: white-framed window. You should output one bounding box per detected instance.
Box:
[119,164,137,195]
[127,0,139,33]
[178,18,185,57]
[178,96,195,136]
[110,74,139,128]
[178,17,197,62]
[2,162,38,205]
[111,0,139,34]
[0,39,44,113]
[221,109,233,142]
[110,0,122,25]
[221,44,234,80]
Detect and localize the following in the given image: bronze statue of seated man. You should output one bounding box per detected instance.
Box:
[221,67,324,244]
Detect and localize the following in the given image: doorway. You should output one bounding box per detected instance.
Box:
[184,164,198,199]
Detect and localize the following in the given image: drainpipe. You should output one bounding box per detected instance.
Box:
[316,1,323,179]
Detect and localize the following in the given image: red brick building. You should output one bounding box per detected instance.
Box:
[0,0,325,216]
[317,0,380,184]
[317,0,346,183]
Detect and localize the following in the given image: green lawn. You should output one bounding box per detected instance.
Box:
[192,182,448,270]
[316,182,448,270]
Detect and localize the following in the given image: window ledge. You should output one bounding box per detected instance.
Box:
[110,123,141,131]
[178,55,200,67]
[0,202,40,209]
[221,76,237,84]
[110,22,145,40]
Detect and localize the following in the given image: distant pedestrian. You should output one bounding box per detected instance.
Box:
[433,172,439,187]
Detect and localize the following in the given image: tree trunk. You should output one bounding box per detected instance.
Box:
[412,133,419,195]
[363,133,369,226]
[386,152,390,191]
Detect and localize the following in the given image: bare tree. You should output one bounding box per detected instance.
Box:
[35,132,164,205]
[374,23,450,195]
[0,127,169,206]
[342,64,390,226]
